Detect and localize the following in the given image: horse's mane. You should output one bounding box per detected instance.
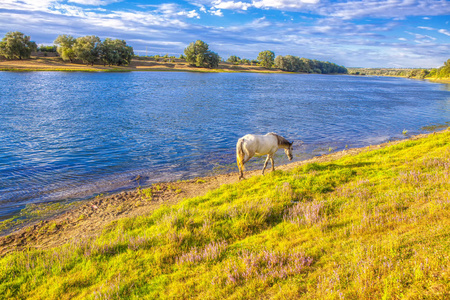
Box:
[268,132,291,147]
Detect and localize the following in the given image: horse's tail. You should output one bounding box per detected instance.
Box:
[236,138,245,173]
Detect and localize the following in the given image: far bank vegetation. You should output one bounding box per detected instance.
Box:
[0,32,347,74]
[349,59,450,80]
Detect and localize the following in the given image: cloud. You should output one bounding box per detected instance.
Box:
[0,0,448,68]
[178,9,201,18]
[318,0,450,20]
[438,29,450,36]
[194,0,450,20]
[405,31,437,44]
[416,26,450,37]
[253,0,320,9]
[213,1,252,10]
[418,26,434,31]
[67,0,122,5]
[156,3,200,18]
[210,9,224,16]
[0,0,57,11]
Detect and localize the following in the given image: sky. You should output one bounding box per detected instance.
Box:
[0,0,449,68]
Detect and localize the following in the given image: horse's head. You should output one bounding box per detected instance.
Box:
[285,141,294,161]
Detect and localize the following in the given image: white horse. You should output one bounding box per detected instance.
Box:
[236,132,293,179]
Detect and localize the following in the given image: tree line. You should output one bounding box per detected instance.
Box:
[184,42,348,74]
[1,32,348,73]
[428,59,450,79]
[54,35,133,66]
[275,54,348,74]
[0,31,134,66]
[348,60,450,79]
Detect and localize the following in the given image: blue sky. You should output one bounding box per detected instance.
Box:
[0,0,449,67]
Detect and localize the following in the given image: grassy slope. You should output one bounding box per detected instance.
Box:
[1,130,449,299]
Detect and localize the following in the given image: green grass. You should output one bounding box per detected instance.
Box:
[1,130,450,299]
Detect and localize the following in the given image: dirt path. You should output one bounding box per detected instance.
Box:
[0,133,432,256]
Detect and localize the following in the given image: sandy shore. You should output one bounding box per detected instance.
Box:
[0,56,284,73]
[0,131,439,256]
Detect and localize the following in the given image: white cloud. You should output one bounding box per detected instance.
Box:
[1,0,449,68]
[438,29,450,36]
[210,9,224,16]
[67,0,122,5]
[252,0,319,9]
[212,1,252,10]
[0,0,58,11]
[415,26,450,38]
[225,16,271,32]
[418,26,434,30]
[405,31,437,44]
[195,0,450,21]
[178,9,201,18]
[316,0,450,20]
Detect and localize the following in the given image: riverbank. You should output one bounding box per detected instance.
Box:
[0,129,445,255]
[0,56,284,73]
[347,67,450,84]
[1,128,449,299]
[427,77,450,84]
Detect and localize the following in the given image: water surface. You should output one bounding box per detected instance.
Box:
[1,72,449,219]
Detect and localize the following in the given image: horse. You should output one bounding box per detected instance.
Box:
[236,132,293,179]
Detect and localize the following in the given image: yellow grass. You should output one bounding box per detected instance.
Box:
[0,56,284,73]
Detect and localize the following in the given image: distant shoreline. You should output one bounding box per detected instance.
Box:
[0,56,287,73]
[2,57,449,85]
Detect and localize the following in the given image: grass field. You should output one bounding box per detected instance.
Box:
[0,56,283,73]
[1,129,449,299]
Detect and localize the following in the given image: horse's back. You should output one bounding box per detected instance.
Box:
[238,133,278,156]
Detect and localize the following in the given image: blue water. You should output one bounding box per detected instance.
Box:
[1,72,449,219]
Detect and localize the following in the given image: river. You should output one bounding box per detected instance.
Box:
[1,71,449,219]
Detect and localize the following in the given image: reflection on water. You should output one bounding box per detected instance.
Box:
[0,72,449,219]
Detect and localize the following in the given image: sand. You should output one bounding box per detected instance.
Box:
[0,56,283,73]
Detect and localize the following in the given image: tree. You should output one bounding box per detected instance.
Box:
[38,45,57,52]
[184,40,219,68]
[275,54,347,74]
[73,35,101,66]
[54,34,76,62]
[0,31,37,60]
[257,50,275,68]
[204,50,220,68]
[438,59,450,78]
[227,55,241,64]
[99,38,134,66]
[275,55,287,70]
[275,55,304,72]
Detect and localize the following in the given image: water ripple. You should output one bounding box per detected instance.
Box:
[0,72,449,219]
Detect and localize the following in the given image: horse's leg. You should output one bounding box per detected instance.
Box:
[239,154,252,180]
[238,157,245,179]
[238,162,244,180]
[239,158,248,179]
[270,156,275,171]
[262,154,270,175]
